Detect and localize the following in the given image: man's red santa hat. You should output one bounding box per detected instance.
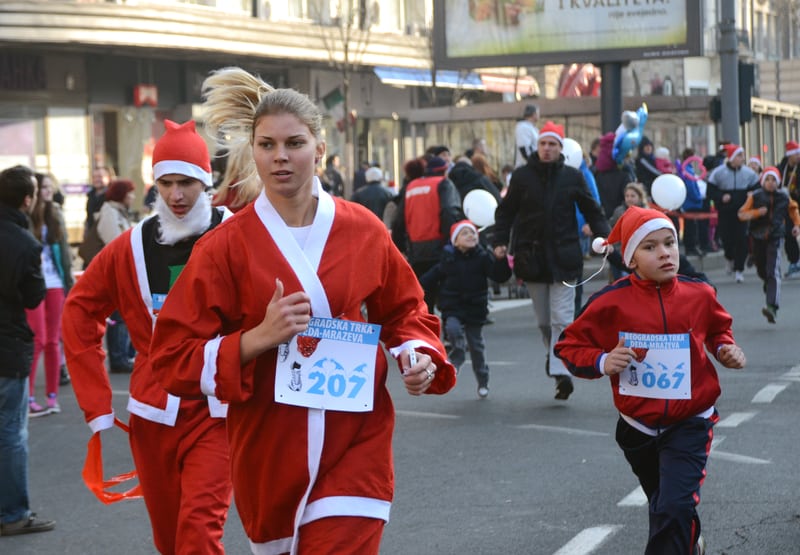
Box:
[786,141,800,157]
[152,120,212,187]
[538,121,564,146]
[450,219,477,245]
[723,143,743,163]
[761,166,781,186]
[603,205,677,267]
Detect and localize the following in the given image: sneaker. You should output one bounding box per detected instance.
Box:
[46,394,61,414]
[694,534,706,555]
[786,263,800,279]
[734,271,744,283]
[726,259,734,275]
[761,305,777,324]
[554,375,574,400]
[110,361,134,373]
[477,386,489,399]
[59,364,71,386]
[28,400,49,418]
[0,513,56,536]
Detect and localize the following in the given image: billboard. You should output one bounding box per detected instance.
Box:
[433,0,703,69]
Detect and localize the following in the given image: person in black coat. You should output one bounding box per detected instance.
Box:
[420,220,511,398]
[492,122,610,401]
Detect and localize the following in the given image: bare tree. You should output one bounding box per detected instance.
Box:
[310,0,374,197]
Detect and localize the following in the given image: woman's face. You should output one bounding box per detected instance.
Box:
[253,112,325,200]
[124,190,136,208]
[39,176,54,203]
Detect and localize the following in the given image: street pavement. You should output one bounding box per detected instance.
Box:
[7,255,800,554]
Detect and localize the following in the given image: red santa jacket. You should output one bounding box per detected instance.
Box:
[555,273,736,430]
[62,212,228,433]
[150,186,456,551]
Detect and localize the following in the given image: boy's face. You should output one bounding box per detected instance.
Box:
[454,226,479,252]
[763,175,778,192]
[628,228,678,283]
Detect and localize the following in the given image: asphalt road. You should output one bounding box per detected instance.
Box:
[7,258,800,555]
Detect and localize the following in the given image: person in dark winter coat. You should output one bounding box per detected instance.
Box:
[594,132,631,219]
[634,136,661,196]
[351,166,396,221]
[420,220,511,398]
[493,121,610,401]
[447,157,502,203]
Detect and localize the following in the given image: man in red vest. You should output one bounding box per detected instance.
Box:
[392,155,464,311]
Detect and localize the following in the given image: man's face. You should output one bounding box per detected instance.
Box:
[439,150,452,165]
[155,174,205,218]
[729,152,745,169]
[789,153,799,167]
[92,168,110,189]
[537,137,562,163]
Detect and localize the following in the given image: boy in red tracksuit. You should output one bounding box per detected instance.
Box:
[555,206,746,555]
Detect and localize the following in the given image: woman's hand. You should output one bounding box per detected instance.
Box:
[400,349,436,396]
[240,279,311,364]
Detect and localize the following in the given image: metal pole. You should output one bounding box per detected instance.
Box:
[719,0,740,143]
[600,62,622,134]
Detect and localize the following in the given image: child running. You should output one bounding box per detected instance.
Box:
[420,220,511,398]
[737,166,800,323]
[554,206,746,555]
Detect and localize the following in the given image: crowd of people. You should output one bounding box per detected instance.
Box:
[4,83,799,553]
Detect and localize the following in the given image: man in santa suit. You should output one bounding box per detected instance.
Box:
[61,120,233,554]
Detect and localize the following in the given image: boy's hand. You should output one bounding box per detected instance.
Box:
[718,344,746,369]
[757,206,768,217]
[603,338,637,376]
[792,225,800,238]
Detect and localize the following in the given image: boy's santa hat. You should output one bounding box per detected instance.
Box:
[538,121,564,145]
[450,219,477,245]
[748,155,762,168]
[786,141,800,157]
[723,143,744,162]
[761,166,781,185]
[152,120,212,187]
[604,206,677,267]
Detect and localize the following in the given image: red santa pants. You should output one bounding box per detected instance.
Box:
[296,516,384,554]
[129,400,232,555]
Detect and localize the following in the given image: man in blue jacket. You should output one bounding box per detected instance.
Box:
[0,165,55,536]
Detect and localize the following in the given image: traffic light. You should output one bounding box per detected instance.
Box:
[739,62,754,123]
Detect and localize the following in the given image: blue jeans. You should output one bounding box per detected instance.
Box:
[0,376,31,524]
[444,316,489,388]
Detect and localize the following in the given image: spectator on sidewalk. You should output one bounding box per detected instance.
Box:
[351,166,396,221]
[514,104,540,168]
[0,164,55,537]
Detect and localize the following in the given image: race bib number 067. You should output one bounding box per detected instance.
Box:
[618,331,691,400]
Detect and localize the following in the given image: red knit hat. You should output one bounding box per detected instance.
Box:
[152,120,212,186]
[761,166,781,185]
[604,206,677,266]
[450,219,477,245]
[105,179,135,202]
[538,121,564,145]
[723,143,743,162]
[786,141,800,157]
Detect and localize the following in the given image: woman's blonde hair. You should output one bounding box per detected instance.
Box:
[624,181,648,207]
[201,67,324,208]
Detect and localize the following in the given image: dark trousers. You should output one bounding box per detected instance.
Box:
[718,210,749,271]
[682,206,712,252]
[615,414,716,555]
[444,315,488,388]
[784,223,799,264]
[106,310,133,368]
[752,236,783,308]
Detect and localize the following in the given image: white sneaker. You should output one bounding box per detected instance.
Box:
[735,271,744,283]
[477,386,489,399]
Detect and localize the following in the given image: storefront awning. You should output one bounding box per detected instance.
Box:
[374,67,484,90]
[479,73,539,96]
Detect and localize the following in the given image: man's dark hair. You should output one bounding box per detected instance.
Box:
[0,165,35,209]
[523,104,539,118]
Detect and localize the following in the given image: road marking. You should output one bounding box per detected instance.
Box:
[112,389,128,396]
[553,525,622,555]
[716,411,757,427]
[489,299,531,313]
[751,383,788,403]
[708,450,771,464]
[780,366,800,381]
[395,410,460,420]
[617,486,647,507]
[514,423,609,437]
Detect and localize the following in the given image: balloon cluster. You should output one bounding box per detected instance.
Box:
[612,103,648,166]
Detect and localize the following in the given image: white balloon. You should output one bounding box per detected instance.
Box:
[592,237,607,254]
[562,137,584,169]
[463,189,498,228]
[651,174,687,211]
